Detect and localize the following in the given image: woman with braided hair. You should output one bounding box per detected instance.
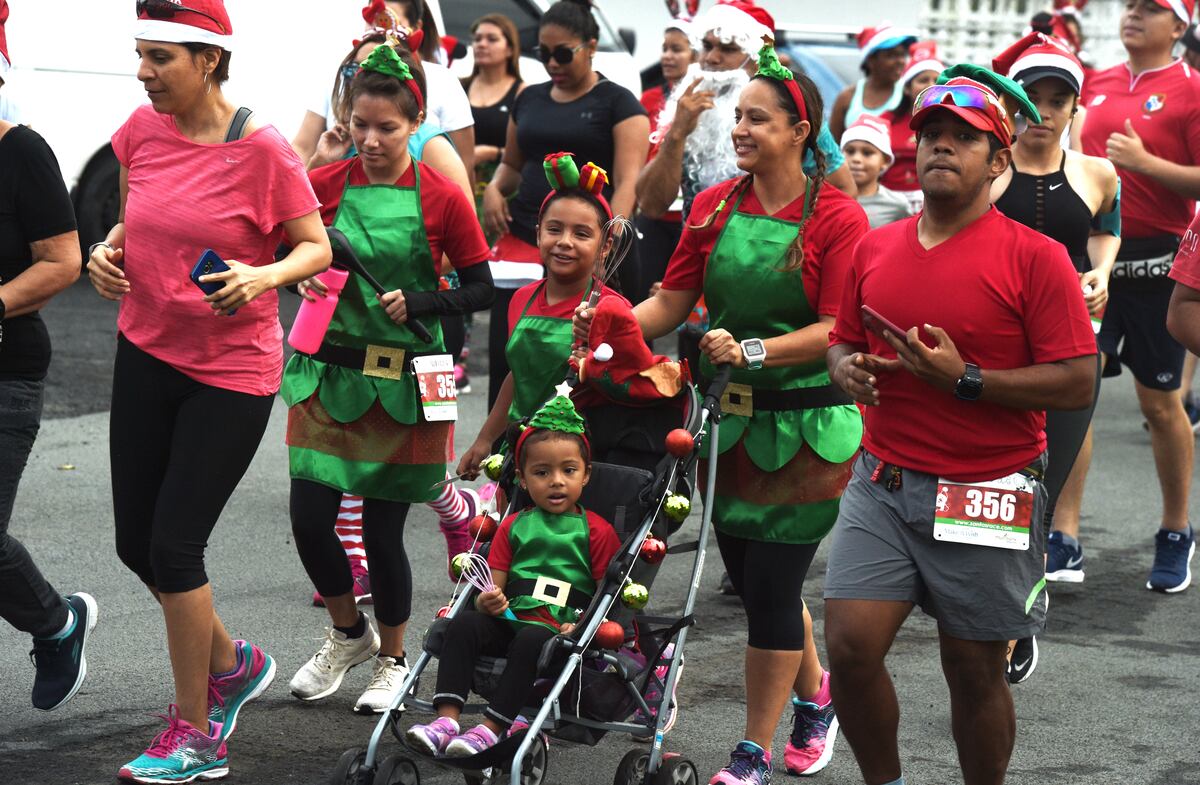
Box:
[576,40,868,785]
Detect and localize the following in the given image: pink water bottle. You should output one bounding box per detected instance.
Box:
[288,267,350,354]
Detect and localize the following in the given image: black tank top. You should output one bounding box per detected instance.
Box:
[994,153,1092,273]
[469,79,521,149]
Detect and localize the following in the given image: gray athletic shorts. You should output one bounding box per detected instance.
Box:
[824,449,1048,641]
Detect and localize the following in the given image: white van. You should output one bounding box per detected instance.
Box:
[3,0,637,249]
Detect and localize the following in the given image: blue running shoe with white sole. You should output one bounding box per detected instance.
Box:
[1147,526,1195,593]
[1045,531,1085,583]
[31,592,98,711]
[208,639,275,740]
[119,705,228,783]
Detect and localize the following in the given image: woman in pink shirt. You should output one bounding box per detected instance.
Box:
[84,2,330,781]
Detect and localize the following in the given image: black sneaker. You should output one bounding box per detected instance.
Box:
[31,592,98,710]
[1006,636,1038,685]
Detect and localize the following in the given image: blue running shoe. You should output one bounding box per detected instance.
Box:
[710,740,771,785]
[119,705,228,783]
[1147,527,1195,593]
[1045,531,1085,583]
[208,640,275,740]
[31,592,98,711]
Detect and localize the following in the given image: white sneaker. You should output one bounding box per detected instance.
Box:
[289,624,380,701]
[354,655,410,714]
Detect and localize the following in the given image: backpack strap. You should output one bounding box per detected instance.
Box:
[224,106,253,143]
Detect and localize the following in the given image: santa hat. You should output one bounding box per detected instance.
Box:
[1153,0,1195,24]
[695,0,775,58]
[0,0,9,78]
[857,23,920,63]
[135,0,233,51]
[841,116,894,163]
[900,40,943,85]
[575,297,685,405]
[993,32,1085,95]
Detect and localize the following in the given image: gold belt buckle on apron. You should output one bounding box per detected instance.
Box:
[363,345,406,380]
[721,382,753,417]
[531,576,571,607]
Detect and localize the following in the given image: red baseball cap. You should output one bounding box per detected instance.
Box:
[910,77,1016,147]
[1153,0,1196,24]
[135,0,234,51]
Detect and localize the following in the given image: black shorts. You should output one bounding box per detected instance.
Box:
[1098,236,1185,391]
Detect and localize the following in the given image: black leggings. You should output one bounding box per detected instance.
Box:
[290,479,412,626]
[715,529,819,651]
[1042,353,1102,526]
[487,287,518,410]
[111,336,274,594]
[434,609,555,726]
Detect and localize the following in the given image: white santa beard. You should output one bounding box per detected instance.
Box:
[682,72,748,192]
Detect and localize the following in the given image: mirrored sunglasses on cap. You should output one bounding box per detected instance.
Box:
[912,83,1027,137]
[136,0,228,35]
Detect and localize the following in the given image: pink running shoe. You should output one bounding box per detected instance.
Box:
[709,741,771,785]
[445,723,500,757]
[405,716,460,756]
[784,693,839,776]
[313,562,373,608]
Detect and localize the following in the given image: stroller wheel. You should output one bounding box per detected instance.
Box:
[613,749,650,785]
[518,732,550,785]
[652,756,699,785]
[375,754,420,785]
[329,748,371,785]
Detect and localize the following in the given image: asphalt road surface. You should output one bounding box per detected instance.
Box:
[1,279,1198,785]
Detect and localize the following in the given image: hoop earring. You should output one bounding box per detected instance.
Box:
[204,71,212,95]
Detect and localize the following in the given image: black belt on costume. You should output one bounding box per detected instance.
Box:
[700,378,852,412]
[304,342,432,379]
[504,578,593,613]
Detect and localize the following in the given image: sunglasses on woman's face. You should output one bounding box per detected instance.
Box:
[342,62,361,81]
[136,0,228,35]
[537,43,584,65]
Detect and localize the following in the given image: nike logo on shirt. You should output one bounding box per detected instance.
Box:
[1049,183,1064,191]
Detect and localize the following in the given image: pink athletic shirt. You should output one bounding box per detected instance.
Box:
[111,104,320,395]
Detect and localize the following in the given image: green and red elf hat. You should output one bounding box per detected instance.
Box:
[540,152,614,219]
[754,36,807,125]
[360,35,424,111]
[514,387,591,465]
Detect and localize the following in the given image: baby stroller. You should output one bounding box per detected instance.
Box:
[326,366,734,785]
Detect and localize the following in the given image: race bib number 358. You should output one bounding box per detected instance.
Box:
[933,471,1034,550]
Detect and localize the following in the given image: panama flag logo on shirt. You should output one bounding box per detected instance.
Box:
[1144,93,1166,113]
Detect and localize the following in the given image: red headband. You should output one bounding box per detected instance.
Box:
[514,424,592,466]
[782,80,807,125]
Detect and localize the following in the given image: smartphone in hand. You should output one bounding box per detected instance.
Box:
[861,305,908,341]
[190,249,237,314]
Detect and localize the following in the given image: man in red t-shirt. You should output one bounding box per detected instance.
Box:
[1079,0,1200,592]
[824,70,1096,785]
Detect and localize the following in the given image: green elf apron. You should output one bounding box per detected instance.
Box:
[282,162,449,503]
[700,182,863,544]
[504,506,596,631]
[505,279,595,422]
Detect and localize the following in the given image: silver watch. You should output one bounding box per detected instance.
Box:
[740,338,766,370]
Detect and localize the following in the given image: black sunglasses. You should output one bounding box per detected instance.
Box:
[536,43,584,65]
[136,0,228,35]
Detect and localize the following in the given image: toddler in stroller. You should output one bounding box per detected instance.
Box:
[406,392,621,757]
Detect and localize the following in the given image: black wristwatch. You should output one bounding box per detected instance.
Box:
[954,362,983,401]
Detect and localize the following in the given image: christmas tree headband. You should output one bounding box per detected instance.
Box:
[539,152,614,219]
[755,36,807,125]
[515,389,591,465]
[360,35,425,110]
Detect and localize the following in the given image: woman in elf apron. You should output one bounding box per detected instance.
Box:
[458,152,627,476]
[577,42,868,783]
[406,392,621,757]
[283,41,494,715]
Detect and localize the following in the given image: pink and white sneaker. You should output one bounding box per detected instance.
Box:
[118,705,228,783]
[784,677,839,776]
[405,716,460,756]
[445,723,499,757]
[312,562,373,607]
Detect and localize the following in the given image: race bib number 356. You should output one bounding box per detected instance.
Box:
[933,471,1034,550]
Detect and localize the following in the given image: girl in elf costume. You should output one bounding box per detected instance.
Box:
[406,392,621,757]
[577,39,868,784]
[283,40,494,715]
[457,152,628,477]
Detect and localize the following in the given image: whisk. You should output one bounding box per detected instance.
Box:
[458,552,518,620]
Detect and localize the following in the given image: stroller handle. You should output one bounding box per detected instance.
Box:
[703,364,733,414]
[325,227,435,345]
